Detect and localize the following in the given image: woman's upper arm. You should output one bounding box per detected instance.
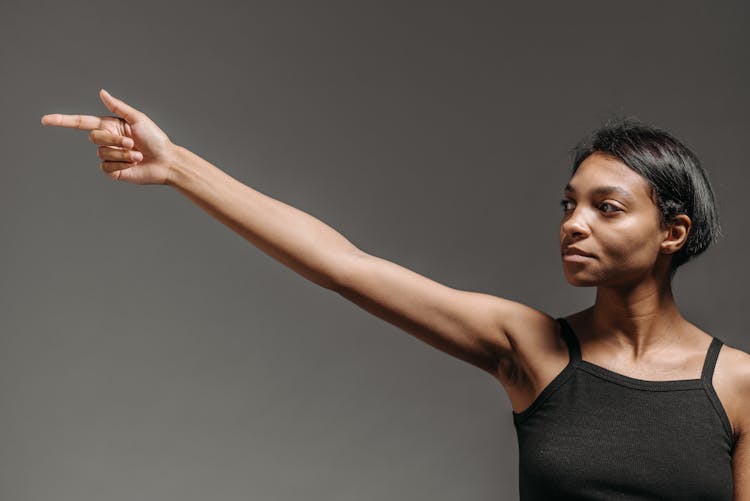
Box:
[332,250,548,376]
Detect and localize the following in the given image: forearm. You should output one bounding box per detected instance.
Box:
[165,144,361,290]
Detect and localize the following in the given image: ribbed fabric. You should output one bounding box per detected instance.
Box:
[513,317,735,500]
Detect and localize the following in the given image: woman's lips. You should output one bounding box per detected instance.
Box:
[562,253,594,262]
[561,246,595,257]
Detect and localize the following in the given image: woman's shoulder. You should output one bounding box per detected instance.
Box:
[713,341,750,443]
[713,337,750,389]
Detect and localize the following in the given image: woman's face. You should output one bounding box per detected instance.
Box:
[559,152,670,287]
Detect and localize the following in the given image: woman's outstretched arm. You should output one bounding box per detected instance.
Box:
[42,89,549,378]
[170,144,543,375]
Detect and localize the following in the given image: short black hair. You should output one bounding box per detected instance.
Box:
[569,116,723,279]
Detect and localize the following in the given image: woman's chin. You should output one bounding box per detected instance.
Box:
[563,271,599,287]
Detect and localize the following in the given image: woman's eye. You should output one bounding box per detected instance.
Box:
[559,199,620,213]
[599,202,620,213]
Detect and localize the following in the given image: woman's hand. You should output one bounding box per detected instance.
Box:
[41,89,178,185]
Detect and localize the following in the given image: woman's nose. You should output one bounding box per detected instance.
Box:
[561,209,590,238]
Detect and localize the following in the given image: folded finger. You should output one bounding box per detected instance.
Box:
[97,145,143,162]
[101,161,135,177]
[89,129,134,148]
[41,114,102,130]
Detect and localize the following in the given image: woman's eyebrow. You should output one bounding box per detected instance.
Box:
[564,183,634,201]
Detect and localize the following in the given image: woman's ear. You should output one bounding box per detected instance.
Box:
[660,214,692,254]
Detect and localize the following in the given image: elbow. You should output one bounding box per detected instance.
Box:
[328,249,369,294]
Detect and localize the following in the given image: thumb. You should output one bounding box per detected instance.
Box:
[99,89,143,123]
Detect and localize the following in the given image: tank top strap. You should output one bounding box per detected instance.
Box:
[555,317,582,362]
[700,336,724,386]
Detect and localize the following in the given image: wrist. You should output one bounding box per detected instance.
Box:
[164,143,189,188]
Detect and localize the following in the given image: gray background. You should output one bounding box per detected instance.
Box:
[2,1,748,500]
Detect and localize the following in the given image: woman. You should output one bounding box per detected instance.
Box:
[42,90,749,499]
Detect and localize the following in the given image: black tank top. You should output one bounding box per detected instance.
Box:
[512,317,735,500]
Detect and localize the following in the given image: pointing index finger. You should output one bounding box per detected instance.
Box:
[40,114,102,130]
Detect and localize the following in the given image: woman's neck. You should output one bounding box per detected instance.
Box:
[583,283,687,360]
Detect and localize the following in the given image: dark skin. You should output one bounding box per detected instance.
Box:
[41,92,750,496]
[559,151,694,365]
